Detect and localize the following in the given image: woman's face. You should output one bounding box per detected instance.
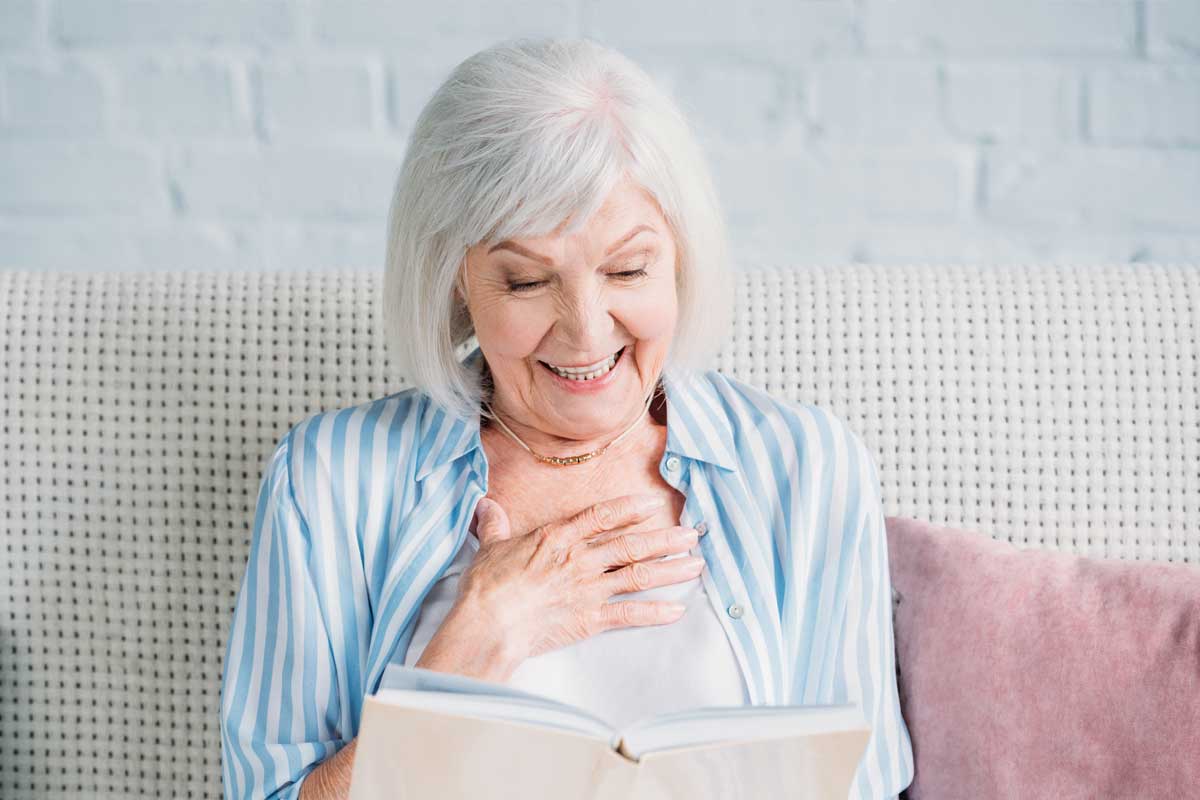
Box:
[460,177,678,443]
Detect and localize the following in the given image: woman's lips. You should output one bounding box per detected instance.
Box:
[538,345,624,372]
[538,345,627,393]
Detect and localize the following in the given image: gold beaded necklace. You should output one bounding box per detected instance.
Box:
[483,390,654,466]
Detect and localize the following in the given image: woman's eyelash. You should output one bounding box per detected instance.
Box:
[612,267,648,281]
[507,266,649,293]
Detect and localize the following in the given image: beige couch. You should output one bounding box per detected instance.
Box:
[2,264,1196,798]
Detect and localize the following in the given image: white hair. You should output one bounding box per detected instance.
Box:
[382,36,736,423]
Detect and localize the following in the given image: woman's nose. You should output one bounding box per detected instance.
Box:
[557,291,613,352]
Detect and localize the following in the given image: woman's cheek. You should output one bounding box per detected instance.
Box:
[619,294,676,386]
[620,283,677,341]
[488,299,553,355]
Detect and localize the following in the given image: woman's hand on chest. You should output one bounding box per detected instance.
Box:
[417,491,706,681]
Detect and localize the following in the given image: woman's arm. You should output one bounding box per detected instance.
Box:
[220,429,347,800]
[413,593,523,682]
[297,739,357,800]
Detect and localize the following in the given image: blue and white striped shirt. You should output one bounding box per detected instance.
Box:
[220,346,915,799]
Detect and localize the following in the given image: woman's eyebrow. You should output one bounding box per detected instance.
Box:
[487,224,656,264]
[487,241,554,265]
[602,224,655,255]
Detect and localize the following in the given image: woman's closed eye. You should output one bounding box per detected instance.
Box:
[507,266,649,294]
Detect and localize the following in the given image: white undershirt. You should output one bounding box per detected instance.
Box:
[402,532,749,730]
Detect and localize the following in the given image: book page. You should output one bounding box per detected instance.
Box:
[373,688,616,743]
[617,703,867,759]
[350,698,638,800]
[630,728,872,800]
[379,664,618,735]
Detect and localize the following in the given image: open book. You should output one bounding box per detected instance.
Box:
[348,663,871,800]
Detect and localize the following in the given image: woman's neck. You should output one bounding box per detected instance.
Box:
[476,413,676,543]
[483,397,657,459]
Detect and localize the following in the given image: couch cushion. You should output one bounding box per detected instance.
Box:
[886,517,1200,799]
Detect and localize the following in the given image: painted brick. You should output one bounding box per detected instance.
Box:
[871,227,1198,265]
[615,49,800,147]
[723,222,1045,268]
[983,147,1200,230]
[1019,231,1200,263]
[114,60,246,137]
[0,0,38,49]
[945,63,1081,143]
[710,145,966,227]
[687,61,796,145]
[256,59,377,139]
[808,60,949,145]
[0,143,166,213]
[3,62,108,135]
[864,1,1137,56]
[1147,0,1200,59]
[52,0,297,46]
[0,220,243,271]
[721,222,863,269]
[134,221,262,270]
[170,144,397,220]
[850,224,1041,265]
[387,37,500,133]
[1089,65,1200,145]
[0,221,134,270]
[582,0,857,51]
[314,1,571,45]
[0,1,1194,273]
[263,222,385,271]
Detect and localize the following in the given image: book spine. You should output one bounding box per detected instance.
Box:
[587,747,640,800]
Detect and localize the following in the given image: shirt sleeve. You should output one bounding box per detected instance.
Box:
[219,427,345,799]
[841,432,916,800]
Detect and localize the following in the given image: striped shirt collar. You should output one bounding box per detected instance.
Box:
[414,346,739,480]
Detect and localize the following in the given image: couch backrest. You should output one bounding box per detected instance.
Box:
[1,264,1197,797]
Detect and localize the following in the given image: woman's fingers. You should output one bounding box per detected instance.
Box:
[550,493,666,546]
[473,497,512,545]
[601,553,706,596]
[595,600,689,632]
[583,526,700,571]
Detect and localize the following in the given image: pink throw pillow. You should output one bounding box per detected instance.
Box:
[885,517,1200,799]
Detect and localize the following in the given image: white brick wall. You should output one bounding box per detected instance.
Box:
[1,0,1198,271]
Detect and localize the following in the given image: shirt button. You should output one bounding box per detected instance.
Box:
[727,603,744,619]
[694,521,707,535]
[664,455,682,473]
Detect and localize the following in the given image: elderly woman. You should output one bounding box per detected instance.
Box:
[220,37,913,800]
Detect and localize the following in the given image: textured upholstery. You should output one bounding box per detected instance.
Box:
[1,264,1197,798]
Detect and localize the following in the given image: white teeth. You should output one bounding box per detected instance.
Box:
[546,349,620,381]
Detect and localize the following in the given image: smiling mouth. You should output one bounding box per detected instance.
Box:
[538,345,626,381]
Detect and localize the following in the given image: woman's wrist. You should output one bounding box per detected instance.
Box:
[298,737,357,800]
[415,598,524,683]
